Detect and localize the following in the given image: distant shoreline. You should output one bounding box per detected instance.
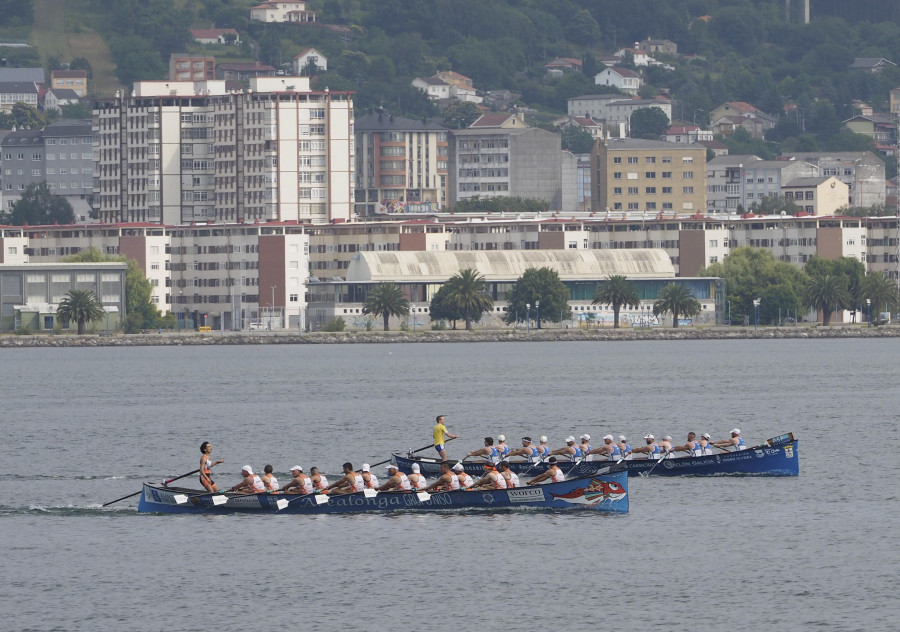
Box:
[2,326,898,347]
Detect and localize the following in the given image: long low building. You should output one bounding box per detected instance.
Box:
[308,249,722,330]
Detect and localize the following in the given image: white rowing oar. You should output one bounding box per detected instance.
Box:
[102,468,203,507]
[641,450,671,477]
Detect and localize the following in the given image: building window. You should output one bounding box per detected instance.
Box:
[627,187,638,194]
[613,172,622,179]
[682,156,693,163]
[290,293,299,302]
[645,172,656,179]
[805,191,814,200]
[662,172,672,179]
[613,157,622,164]
[645,187,656,194]
[627,202,639,210]
[645,156,656,164]
[662,187,672,194]
[683,171,694,179]
[709,239,718,247]
[613,187,622,195]
[627,157,638,164]
[683,186,694,194]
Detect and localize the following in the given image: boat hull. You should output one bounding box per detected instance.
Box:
[137,470,629,514]
[393,440,799,477]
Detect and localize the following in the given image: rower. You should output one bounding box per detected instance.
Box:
[282,465,314,494]
[325,462,364,495]
[496,435,511,459]
[619,436,633,460]
[538,436,551,458]
[229,465,266,493]
[377,464,412,491]
[360,463,379,489]
[527,457,565,485]
[433,414,459,462]
[587,434,622,461]
[260,464,280,491]
[498,460,519,488]
[309,466,329,491]
[700,433,713,455]
[548,436,581,461]
[506,437,541,463]
[630,435,661,460]
[671,432,701,457]
[424,461,458,492]
[408,463,427,490]
[579,434,593,461]
[199,441,224,492]
[453,463,475,490]
[470,462,506,490]
[659,436,674,458]
[466,437,500,463]
[712,428,746,451]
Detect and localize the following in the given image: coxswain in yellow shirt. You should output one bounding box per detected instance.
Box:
[432,414,459,462]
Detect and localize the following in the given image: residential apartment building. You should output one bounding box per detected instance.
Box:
[250,1,316,23]
[50,70,87,97]
[448,114,575,210]
[591,138,707,213]
[780,151,885,208]
[593,67,642,95]
[354,112,448,215]
[92,76,354,225]
[568,95,672,137]
[706,155,818,213]
[0,82,39,110]
[782,177,849,215]
[1,119,94,219]
[169,54,216,82]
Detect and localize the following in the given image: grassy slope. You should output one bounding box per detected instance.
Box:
[31,0,122,96]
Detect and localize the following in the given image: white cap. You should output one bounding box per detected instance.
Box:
[242,465,254,475]
[540,436,548,443]
[290,465,303,472]
[664,436,672,441]
[565,436,576,443]
[702,433,711,439]
[619,435,627,442]
[603,434,614,441]
[361,463,370,472]
[644,434,654,440]
[386,464,398,471]
[580,434,591,441]
[498,434,506,441]
[452,463,464,472]
[411,463,420,473]
[731,428,741,435]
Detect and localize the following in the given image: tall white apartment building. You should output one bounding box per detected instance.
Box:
[93,76,354,225]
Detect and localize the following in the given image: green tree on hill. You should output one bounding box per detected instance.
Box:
[630,107,670,140]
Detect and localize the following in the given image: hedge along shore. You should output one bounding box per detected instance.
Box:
[1,326,899,347]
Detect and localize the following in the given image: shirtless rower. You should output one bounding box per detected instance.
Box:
[630,435,661,460]
[527,457,565,485]
[548,436,581,461]
[360,463,379,489]
[325,462,364,495]
[587,434,622,461]
[309,466,329,491]
[469,462,506,490]
[407,463,427,490]
[199,441,224,492]
[453,463,475,490]
[671,432,702,457]
[466,437,500,463]
[260,464,279,491]
[506,437,541,463]
[712,428,747,451]
[424,462,458,492]
[433,414,459,462]
[377,464,412,491]
[281,466,314,494]
[229,465,266,493]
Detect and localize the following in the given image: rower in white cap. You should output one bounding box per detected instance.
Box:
[408,462,427,490]
[377,464,412,491]
[548,436,582,461]
[630,435,661,460]
[538,436,551,458]
[659,435,674,457]
[699,433,713,455]
[282,465,314,494]
[712,429,746,451]
[360,463,379,489]
[587,434,622,461]
[579,434,593,461]
[618,435,633,460]
[229,465,265,493]
[453,463,474,489]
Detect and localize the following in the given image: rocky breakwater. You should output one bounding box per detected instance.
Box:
[1,325,899,347]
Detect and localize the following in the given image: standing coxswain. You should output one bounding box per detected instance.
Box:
[433,415,459,462]
[199,441,224,492]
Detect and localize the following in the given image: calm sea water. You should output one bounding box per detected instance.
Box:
[2,340,898,632]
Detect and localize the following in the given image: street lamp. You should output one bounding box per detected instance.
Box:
[753,298,760,331]
[526,303,531,333]
[535,300,541,330]
[867,298,872,328]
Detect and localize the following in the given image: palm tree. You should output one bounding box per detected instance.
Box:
[653,284,701,328]
[860,273,899,322]
[592,274,640,329]
[443,268,494,330]
[56,289,106,335]
[803,274,850,326]
[362,282,410,331]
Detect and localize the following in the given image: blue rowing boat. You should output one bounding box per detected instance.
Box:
[137,470,629,514]
[393,434,798,478]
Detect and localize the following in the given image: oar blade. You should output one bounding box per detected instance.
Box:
[173,494,188,505]
[275,498,289,510]
[314,493,329,505]
[212,494,228,506]
[363,489,378,498]
[416,491,431,502]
